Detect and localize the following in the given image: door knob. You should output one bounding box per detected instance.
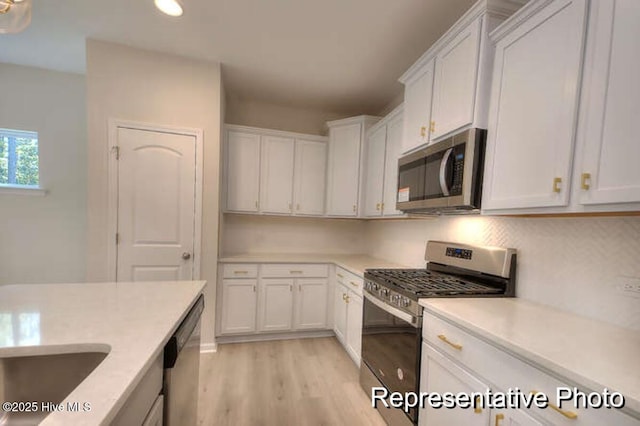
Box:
[182,252,191,260]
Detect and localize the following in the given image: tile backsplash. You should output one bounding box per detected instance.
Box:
[366,216,640,331]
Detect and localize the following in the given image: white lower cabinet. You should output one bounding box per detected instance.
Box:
[141,395,163,426]
[218,263,329,337]
[420,311,639,426]
[294,278,329,329]
[220,278,257,335]
[420,343,491,426]
[258,278,294,332]
[333,267,364,366]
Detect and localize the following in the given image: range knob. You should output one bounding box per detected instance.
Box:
[380,288,390,297]
[401,298,411,308]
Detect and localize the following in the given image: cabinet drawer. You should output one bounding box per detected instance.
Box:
[222,264,259,279]
[423,312,638,426]
[335,267,363,297]
[261,263,329,278]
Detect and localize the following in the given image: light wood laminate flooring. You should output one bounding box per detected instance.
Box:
[198,337,386,426]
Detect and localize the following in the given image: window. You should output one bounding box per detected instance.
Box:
[0,128,39,187]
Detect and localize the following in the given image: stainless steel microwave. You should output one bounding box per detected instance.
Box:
[396,128,486,213]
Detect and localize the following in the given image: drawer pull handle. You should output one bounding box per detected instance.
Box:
[290,270,303,274]
[553,177,562,193]
[494,413,504,426]
[437,334,463,351]
[337,273,344,278]
[233,271,249,275]
[342,293,347,301]
[345,295,350,304]
[350,281,359,287]
[531,391,578,419]
[420,126,426,137]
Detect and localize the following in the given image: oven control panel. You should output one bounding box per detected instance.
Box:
[364,281,421,317]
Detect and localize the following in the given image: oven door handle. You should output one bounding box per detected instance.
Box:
[364,292,420,328]
[439,147,453,197]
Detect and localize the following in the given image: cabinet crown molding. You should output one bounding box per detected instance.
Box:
[224,123,328,142]
[490,0,563,43]
[399,0,526,85]
[325,115,381,130]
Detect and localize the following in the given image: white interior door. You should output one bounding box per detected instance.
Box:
[116,127,197,282]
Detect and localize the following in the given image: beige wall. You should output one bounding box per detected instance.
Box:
[0,63,87,285]
[86,40,222,346]
[225,95,345,136]
[221,214,367,255]
[365,216,640,331]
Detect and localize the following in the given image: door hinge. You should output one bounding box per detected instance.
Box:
[112,146,120,160]
[115,233,120,244]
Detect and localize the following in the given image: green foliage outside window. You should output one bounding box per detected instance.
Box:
[0,129,39,186]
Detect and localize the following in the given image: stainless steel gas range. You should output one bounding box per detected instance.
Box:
[359,241,517,425]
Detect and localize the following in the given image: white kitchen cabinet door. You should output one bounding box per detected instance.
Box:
[482,0,588,211]
[430,18,481,140]
[578,0,640,206]
[419,343,490,426]
[258,278,294,332]
[220,279,257,335]
[334,284,348,344]
[294,278,328,330]
[259,135,295,214]
[226,130,261,212]
[345,292,363,367]
[326,123,362,216]
[383,112,405,216]
[293,139,327,215]
[363,125,387,217]
[402,61,434,154]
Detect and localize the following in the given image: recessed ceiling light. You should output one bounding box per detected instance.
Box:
[154,0,183,17]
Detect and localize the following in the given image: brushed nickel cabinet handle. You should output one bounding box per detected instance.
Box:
[289,270,303,274]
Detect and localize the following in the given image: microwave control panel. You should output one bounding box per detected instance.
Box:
[450,144,466,195]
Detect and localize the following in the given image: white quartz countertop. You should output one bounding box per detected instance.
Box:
[218,253,408,276]
[419,298,640,416]
[0,280,205,425]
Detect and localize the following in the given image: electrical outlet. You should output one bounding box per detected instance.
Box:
[617,276,640,298]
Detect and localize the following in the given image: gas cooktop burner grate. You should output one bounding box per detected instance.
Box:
[365,269,503,298]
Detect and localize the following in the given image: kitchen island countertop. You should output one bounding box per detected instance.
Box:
[0,280,205,425]
[419,297,640,418]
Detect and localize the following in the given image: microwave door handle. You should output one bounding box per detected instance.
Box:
[439,147,453,196]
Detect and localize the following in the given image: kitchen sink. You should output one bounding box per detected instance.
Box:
[0,351,107,425]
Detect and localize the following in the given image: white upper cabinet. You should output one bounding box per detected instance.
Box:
[480,0,640,214]
[482,0,588,211]
[577,0,640,207]
[402,60,434,154]
[383,111,405,216]
[293,139,327,215]
[431,18,481,140]
[364,105,405,218]
[226,130,261,212]
[259,135,295,214]
[326,116,379,217]
[224,125,328,217]
[399,1,524,154]
[363,124,387,217]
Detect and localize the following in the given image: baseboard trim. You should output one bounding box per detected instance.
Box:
[201,342,218,353]
[215,329,335,345]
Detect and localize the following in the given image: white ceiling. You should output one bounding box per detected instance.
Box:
[0,0,476,115]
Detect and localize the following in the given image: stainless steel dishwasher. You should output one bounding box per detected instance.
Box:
[163,294,204,426]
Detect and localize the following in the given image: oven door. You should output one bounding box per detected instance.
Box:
[361,293,422,423]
